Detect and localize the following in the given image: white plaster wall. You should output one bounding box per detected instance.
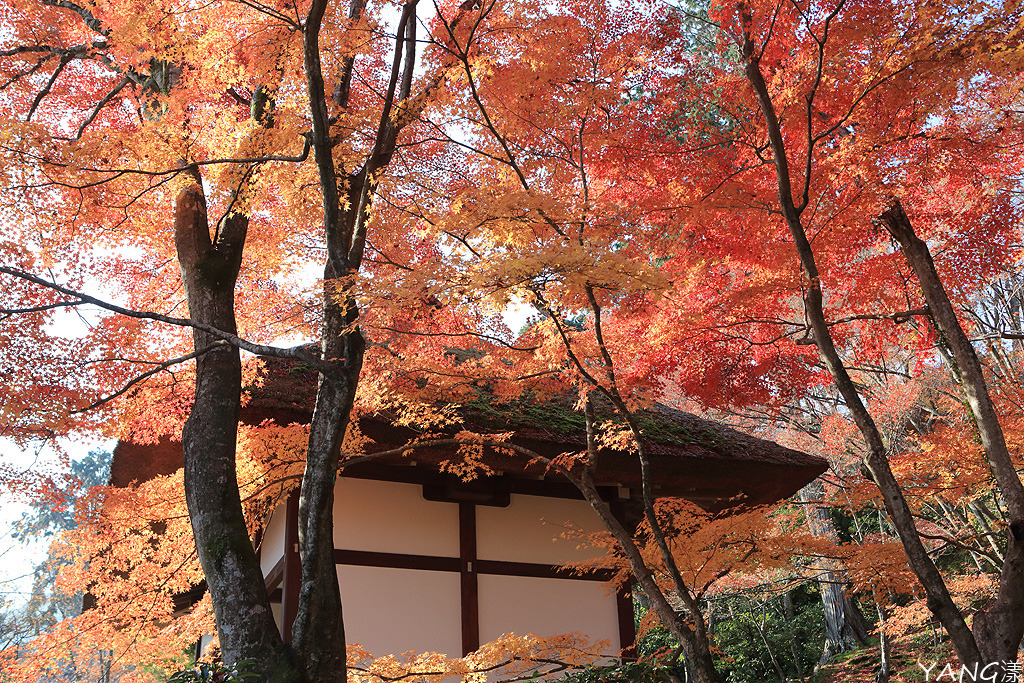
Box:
[199,632,216,659]
[477,574,620,653]
[337,565,462,657]
[333,478,460,556]
[259,505,287,576]
[476,494,607,565]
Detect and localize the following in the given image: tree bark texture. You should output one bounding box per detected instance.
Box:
[289,264,364,683]
[799,482,868,665]
[880,201,1024,664]
[175,171,299,682]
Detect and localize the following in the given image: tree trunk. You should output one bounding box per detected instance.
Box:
[799,482,868,665]
[880,200,1024,664]
[291,3,420,681]
[290,266,364,683]
[875,603,890,683]
[737,24,983,668]
[175,171,299,681]
[784,591,807,682]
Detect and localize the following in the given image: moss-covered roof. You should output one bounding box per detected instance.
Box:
[245,354,827,508]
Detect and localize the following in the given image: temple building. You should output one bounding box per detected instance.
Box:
[109,355,827,659]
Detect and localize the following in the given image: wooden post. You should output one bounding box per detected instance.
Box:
[281,491,301,642]
[611,497,637,659]
[460,502,480,655]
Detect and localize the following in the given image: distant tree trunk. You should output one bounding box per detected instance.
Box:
[783,592,806,682]
[799,482,869,665]
[754,612,787,682]
[875,602,890,683]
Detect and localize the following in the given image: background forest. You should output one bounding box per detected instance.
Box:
[0,0,1023,682]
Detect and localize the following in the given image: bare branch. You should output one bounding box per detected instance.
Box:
[830,308,929,325]
[0,267,330,371]
[226,0,299,28]
[20,135,312,189]
[0,300,85,319]
[26,56,70,122]
[72,342,225,413]
[0,54,53,90]
[366,325,539,351]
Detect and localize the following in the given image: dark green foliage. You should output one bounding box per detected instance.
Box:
[554,660,683,683]
[169,659,258,683]
[711,587,824,683]
[626,587,827,683]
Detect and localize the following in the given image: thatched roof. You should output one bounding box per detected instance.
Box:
[350,396,826,508]
[111,354,826,509]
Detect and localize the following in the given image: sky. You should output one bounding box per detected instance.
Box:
[0,435,112,608]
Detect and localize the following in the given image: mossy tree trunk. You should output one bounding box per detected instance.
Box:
[176,168,301,682]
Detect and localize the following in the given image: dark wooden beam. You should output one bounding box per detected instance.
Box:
[474,559,613,581]
[265,555,285,591]
[333,548,460,572]
[460,502,479,655]
[330,546,614,582]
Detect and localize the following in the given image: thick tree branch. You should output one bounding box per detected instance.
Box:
[303,0,345,276]
[39,0,109,35]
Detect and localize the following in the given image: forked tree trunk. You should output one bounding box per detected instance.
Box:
[291,2,422,681]
[571,423,724,683]
[578,480,722,682]
[175,171,300,681]
[176,1,466,679]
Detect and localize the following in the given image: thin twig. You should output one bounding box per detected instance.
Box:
[72,343,225,413]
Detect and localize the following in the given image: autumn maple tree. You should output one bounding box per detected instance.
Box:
[0,0,710,681]
[614,0,1024,676]
[415,0,1024,679]
[0,0,509,681]
[3,0,1024,682]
